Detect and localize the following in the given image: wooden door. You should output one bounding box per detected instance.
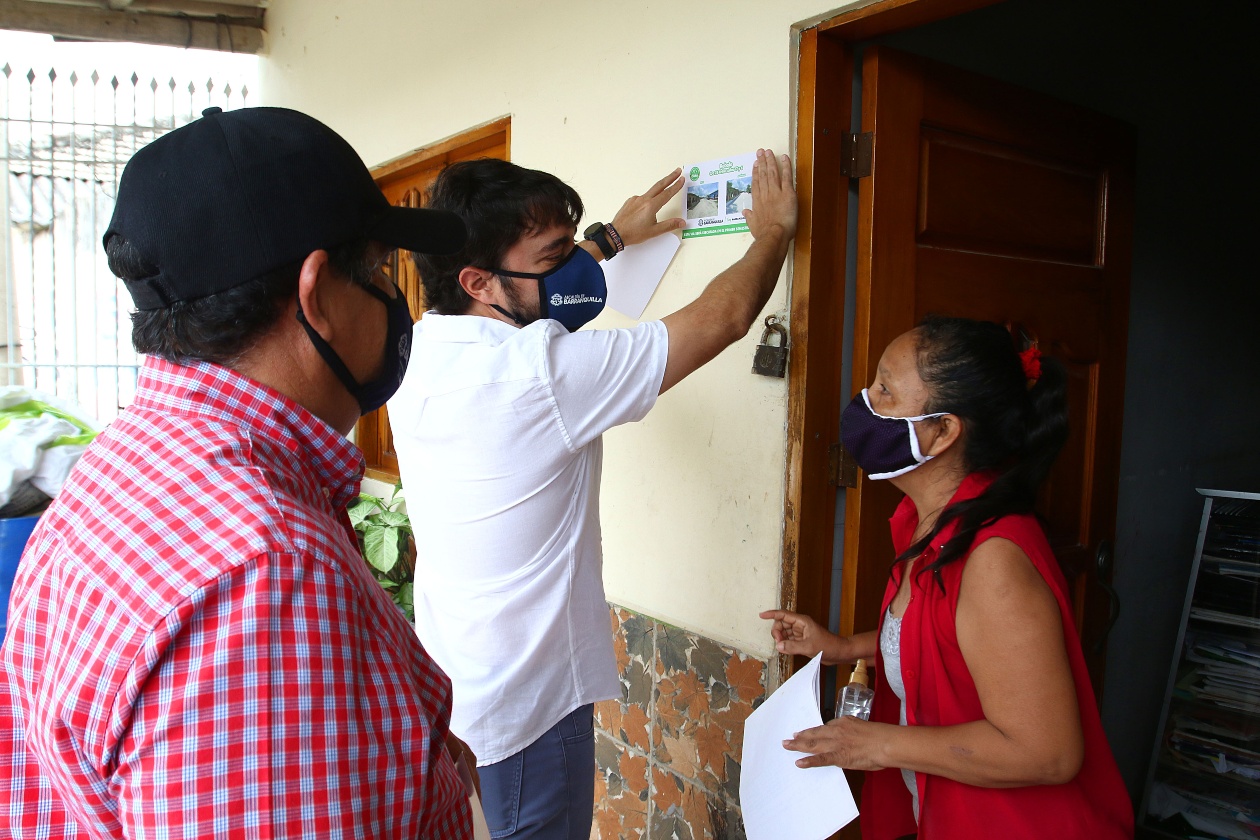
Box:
[841,47,1134,699]
[357,118,510,481]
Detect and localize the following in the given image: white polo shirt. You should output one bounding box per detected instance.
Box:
[388,313,669,765]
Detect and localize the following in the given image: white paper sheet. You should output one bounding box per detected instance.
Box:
[604,233,681,320]
[740,653,859,840]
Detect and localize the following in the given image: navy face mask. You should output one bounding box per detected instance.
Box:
[488,245,607,332]
[839,389,948,480]
[297,280,414,415]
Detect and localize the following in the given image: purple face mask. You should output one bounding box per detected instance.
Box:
[839,389,948,480]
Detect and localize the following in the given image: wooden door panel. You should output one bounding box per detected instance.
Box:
[844,44,919,640]
[917,63,1123,165]
[1043,358,1098,546]
[915,252,1106,349]
[918,128,1104,264]
[845,46,1134,702]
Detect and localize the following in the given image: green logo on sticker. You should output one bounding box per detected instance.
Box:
[689,166,701,182]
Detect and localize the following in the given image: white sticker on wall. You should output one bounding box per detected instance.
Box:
[681,152,756,239]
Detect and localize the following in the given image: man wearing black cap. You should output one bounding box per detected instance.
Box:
[0,107,479,838]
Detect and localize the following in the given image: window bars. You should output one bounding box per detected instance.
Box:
[1,63,250,424]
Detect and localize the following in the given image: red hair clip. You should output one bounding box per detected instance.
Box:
[1019,347,1042,382]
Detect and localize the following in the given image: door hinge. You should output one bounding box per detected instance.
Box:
[840,131,873,179]
[828,442,859,489]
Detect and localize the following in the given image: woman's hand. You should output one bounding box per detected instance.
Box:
[783,716,894,772]
[759,609,849,664]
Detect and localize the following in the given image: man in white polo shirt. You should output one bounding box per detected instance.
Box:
[389,150,796,839]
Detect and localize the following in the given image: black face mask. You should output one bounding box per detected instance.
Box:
[296,280,414,415]
[839,389,948,480]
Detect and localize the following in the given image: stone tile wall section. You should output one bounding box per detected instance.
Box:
[593,604,768,840]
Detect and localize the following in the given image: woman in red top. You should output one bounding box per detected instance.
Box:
[761,316,1132,839]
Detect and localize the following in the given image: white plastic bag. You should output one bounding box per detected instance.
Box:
[0,388,102,512]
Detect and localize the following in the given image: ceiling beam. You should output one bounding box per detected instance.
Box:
[0,0,265,53]
[37,0,266,17]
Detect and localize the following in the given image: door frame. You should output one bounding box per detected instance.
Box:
[779,0,1005,676]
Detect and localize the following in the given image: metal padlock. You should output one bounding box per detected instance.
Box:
[752,316,789,378]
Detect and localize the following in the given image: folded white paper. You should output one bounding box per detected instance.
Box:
[604,233,681,320]
[740,653,859,840]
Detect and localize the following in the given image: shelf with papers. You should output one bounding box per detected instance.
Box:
[1144,763,1260,840]
[1139,489,1260,840]
[1188,607,1260,632]
[1187,612,1260,640]
[1169,691,1260,731]
[1157,756,1260,799]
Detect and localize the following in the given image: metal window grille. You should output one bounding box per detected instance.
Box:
[1,63,250,424]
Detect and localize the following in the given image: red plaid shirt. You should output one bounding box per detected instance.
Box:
[1,358,471,839]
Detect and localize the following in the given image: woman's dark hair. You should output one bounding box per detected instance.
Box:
[112,236,375,365]
[902,315,1070,589]
[413,158,584,315]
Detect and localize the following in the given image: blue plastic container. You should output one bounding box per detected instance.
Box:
[0,514,40,644]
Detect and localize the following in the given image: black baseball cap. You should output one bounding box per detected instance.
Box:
[105,106,467,310]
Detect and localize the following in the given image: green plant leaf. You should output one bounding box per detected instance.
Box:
[358,492,386,507]
[358,482,415,621]
[377,510,411,529]
[385,531,404,572]
[348,496,381,529]
[363,524,399,572]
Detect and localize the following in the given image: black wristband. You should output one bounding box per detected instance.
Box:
[583,222,616,260]
[605,223,624,253]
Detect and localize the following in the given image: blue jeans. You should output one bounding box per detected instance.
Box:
[479,704,595,840]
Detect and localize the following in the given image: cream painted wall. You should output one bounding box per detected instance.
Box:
[263,0,857,657]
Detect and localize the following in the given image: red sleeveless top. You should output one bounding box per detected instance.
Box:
[860,473,1132,840]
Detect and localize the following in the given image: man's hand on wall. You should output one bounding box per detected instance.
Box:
[609,168,687,247]
[742,149,798,242]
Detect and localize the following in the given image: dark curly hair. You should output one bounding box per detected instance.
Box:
[413,159,583,315]
[110,235,375,365]
[901,315,1070,588]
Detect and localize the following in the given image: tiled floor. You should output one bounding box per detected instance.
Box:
[592,605,767,840]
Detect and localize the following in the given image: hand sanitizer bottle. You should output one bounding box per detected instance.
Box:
[838,659,874,720]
